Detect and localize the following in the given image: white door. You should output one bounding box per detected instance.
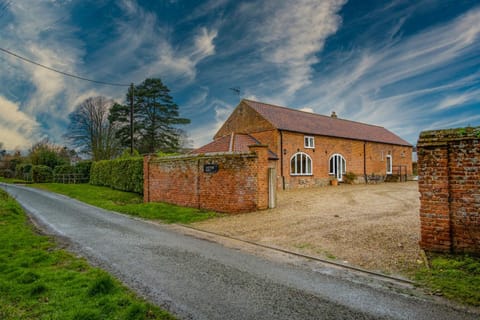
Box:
[329,154,346,181]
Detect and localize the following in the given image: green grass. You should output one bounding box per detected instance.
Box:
[0,189,176,320]
[0,177,30,184]
[415,253,480,306]
[30,183,218,224]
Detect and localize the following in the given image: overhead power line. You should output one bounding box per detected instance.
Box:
[0,47,130,87]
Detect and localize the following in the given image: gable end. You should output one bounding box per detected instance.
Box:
[214,101,276,139]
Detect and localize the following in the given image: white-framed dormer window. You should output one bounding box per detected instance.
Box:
[290,152,313,176]
[304,136,315,148]
[386,155,393,174]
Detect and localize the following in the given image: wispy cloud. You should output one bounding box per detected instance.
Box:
[297,6,480,143]
[0,0,219,150]
[237,0,346,96]
[0,95,41,150]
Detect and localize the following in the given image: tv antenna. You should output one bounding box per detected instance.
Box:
[229,87,241,97]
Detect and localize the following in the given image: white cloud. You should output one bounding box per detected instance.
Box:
[0,96,41,150]
[253,0,346,95]
[297,6,480,144]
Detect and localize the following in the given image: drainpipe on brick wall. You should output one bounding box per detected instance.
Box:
[447,146,454,253]
[363,141,367,184]
[196,159,201,209]
[280,130,285,190]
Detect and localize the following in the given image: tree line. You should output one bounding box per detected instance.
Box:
[0,77,190,181]
[66,77,190,160]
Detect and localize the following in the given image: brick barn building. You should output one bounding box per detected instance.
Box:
[193,99,413,189]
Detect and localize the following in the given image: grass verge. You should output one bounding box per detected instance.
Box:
[30,183,218,224]
[0,177,30,184]
[415,253,480,306]
[0,189,175,320]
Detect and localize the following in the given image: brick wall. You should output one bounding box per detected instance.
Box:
[144,145,272,213]
[417,127,480,253]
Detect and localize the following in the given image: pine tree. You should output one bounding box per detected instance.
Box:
[109,78,190,154]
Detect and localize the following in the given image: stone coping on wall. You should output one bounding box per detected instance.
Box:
[146,151,258,163]
[418,126,480,147]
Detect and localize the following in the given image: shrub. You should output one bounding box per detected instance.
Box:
[344,172,357,184]
[90,158,143,194]
[75,161,92,180]
[32,165,53,183]
[15,163,33,181]
[52,162,93,183]
[53,165,75,175]
[3,169,14,178]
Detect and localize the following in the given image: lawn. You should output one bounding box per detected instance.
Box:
[30,183,218,224]
[416,253,480,306]
[0,189,175,320]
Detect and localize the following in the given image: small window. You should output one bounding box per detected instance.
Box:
[290,152,312,175]
[304,136,315,148]
[386,155,392,174]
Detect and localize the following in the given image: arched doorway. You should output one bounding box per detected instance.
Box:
[329,154,346,181]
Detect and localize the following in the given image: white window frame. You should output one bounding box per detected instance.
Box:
[329,153,346,181]
[290,152,313,176]
[304,136,315,149]
[386,155,393,174]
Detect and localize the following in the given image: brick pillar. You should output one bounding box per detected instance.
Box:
[249,145,269,210]
[417,142,452,251]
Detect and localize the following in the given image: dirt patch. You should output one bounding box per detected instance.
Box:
[192,181,422,275]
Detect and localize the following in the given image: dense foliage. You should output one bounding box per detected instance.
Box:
[29,139,69,168]
[32,165,53,183]
[109,78,190,154]
[90,158,143,194]
[52,161,92,183]
[15,163,32,181]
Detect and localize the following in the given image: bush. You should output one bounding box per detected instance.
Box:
[32,165,53,183]
[344,172,357,184]
[90,158,143,194]
[3,169,14,178]
[75,161,92,180]
[16,163,33,181]
[53,165,75,175]
[52,162,93,183]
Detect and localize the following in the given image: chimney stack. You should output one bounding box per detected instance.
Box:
[331,111,338,118]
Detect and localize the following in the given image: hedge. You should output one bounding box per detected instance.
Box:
[32,165,53,183]
[90,158,143,194]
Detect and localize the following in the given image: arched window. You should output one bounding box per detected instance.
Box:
[290,152,312,175]
[329,154,346,181]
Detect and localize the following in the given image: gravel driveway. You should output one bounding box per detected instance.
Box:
[2,183,477,320]
[193,181,421,275]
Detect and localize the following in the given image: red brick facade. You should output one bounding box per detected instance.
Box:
[417,127,480,253]
[144,145,273,213]
[274,132,412,188]
[214,100,413,189]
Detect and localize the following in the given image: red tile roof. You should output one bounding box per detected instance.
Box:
[243,99,412,146]
[192,133,278,159]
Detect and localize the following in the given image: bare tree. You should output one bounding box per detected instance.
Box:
[66,96,119,161]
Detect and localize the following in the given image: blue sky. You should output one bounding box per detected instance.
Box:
[0,0,479,151]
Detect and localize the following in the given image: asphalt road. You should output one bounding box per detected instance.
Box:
[1,183,477,320]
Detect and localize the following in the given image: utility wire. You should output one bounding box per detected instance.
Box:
[0,47,130,87]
